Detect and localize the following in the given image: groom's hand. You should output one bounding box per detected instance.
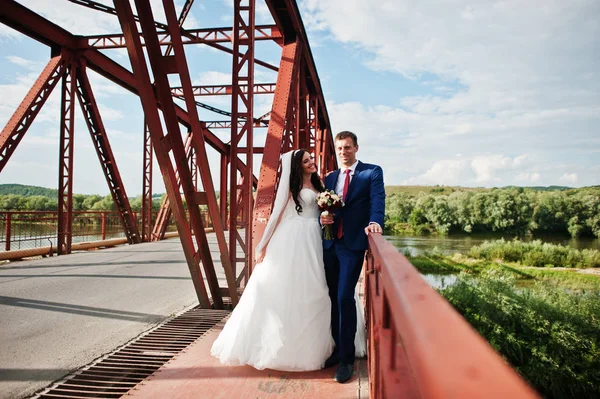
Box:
[365,222,382,235]
[320,213,334,225]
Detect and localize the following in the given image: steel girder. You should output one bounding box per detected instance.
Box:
[112,0,214,308]
[159,0,240,306]
[171,83,277,97]
[75,61,141,245]
[1,0,336,307]
[67,0,279,71]
[228,0,257,281]
[57,58,76,255]
[141,121,153,242]
[151,132,195,242]
[84,25,282,49]
[0,56,62,173]
[250,40,301,277]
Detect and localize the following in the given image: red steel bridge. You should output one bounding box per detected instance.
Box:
[0,1,540,397]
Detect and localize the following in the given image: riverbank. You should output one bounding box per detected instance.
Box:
[406,240,600,398]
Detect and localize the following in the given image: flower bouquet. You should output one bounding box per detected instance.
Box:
[316,190,345,240]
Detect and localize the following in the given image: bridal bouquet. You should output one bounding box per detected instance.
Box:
[316,190,344,240]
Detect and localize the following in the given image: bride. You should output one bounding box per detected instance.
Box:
[211,149,366,371]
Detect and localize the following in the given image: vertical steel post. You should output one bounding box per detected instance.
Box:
[57,59,76,255]
[5,213,11,251]
[220,153,229,227]
[251,40,301,277]
[141,120,153,242]
[229,0,256,281]
[101,212,106,240]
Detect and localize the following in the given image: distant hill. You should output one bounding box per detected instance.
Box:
[385,185,575,196]
[0,184,58,198]
[507,185,572,191]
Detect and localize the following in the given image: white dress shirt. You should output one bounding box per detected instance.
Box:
[335,160,359,197]
[334,160,380,228]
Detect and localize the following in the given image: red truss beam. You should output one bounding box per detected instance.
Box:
[171,83,276,97]
[229,0,257,279]
[219,154,228,228]
[152,132,195,242]
[0,0,230,157]
[75,61,141,245]
[141,120,153,242]
[265,0,335,164]
[143,0,191,242]
[113,0,211,308]
[0,56,62,173]
[251,40,301,277]
[298,69,310,149]
[164,0,195,56]
[57,60,76,255]
[68,0,278,72]
[204,120,268,129]
[85,25,281,49]
[159,0,239,306]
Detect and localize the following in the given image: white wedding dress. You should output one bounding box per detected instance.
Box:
[211,188,366,371]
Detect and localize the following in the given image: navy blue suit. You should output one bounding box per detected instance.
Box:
[323,161,385,364]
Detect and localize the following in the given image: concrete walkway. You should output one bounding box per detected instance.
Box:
[0,237,211,399]
[128,318,368,399]
[0,233,368,398]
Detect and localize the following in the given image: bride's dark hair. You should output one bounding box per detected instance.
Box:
[290,149,324,214]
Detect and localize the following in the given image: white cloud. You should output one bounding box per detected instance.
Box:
[195,71,232,86]
[416,159,470,185]
[471,154,528,183]
[302,0,599,187]
[559,173,578,184]
[516,172,541,183]
[6,55,38,69]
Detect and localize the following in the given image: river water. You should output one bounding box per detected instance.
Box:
[385,234,600,289]
[385,234,600,257]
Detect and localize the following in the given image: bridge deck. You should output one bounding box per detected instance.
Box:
[129,320,368,398]
[1,234,367,398]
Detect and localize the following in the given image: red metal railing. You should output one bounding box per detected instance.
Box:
[364,234,540,398]
[0,210,210,258]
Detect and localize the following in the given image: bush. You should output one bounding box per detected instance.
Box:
[441,269,600,398]
[469,239,600,268]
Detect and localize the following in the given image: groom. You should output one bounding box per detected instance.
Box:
[320,131,385,383]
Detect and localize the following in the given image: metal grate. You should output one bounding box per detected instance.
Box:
[32,308,230,398]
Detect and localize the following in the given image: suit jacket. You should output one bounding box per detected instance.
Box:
[323,161,385,251]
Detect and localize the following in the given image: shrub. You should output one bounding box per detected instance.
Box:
[469,239,600,268]
[441,269,600,398]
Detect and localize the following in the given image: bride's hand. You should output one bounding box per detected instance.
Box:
[255,249,266,263]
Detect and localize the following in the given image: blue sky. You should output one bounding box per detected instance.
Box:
[1,0,599,195]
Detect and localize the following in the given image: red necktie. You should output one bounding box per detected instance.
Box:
[337,169,351,239]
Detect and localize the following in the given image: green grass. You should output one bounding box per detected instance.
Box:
[469,239,600,268]
[410,252,600,291]
[407,238,600,397]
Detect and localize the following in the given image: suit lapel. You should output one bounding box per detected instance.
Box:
[344,161,363,203]
[327,169,341,191]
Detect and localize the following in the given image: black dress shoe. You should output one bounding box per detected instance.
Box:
[324,352,339,368]
[334,363,354,383]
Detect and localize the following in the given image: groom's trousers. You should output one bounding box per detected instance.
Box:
[323,237,365,365]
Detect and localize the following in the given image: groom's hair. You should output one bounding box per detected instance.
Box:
[335,131,358,146]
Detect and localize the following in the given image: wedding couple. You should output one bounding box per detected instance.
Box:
[211,131,385,383]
